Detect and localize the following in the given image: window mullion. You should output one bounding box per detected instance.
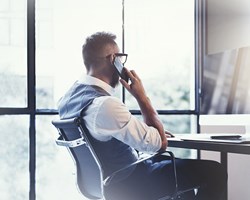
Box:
[27,0,36,200]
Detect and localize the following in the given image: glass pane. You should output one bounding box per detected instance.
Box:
[161,114,198,159]
[36,0,122,109]
[125,0,195,110]
[0,115,29,199]
[0,0,27,107]
[160,115,198,134]
[36,115,86,200]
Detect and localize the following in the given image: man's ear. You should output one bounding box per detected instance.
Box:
[109,54,115,64]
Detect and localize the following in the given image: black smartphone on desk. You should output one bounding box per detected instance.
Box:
[210,135,242,140]
[113,57,129,82]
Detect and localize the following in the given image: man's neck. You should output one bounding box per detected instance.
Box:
[87,71,111,86]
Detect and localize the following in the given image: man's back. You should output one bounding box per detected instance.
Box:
[58,80,138,179]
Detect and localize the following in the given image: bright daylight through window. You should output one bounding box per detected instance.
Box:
[0,0,195,199]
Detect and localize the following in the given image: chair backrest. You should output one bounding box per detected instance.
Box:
[52,117,104,200]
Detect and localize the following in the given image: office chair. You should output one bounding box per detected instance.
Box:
[52,117,198,200]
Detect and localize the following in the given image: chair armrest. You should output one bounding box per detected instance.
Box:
[103,153,156,186]
[103,150,177,188]
[55,135,86,148]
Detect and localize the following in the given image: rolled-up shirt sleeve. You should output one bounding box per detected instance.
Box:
[93,96,162,153]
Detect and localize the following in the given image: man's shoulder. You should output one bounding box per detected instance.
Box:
[94,95,123,106]
[93,96,129,116]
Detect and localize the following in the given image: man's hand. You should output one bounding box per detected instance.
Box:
[165,130,175,138]
[119,67,147,101]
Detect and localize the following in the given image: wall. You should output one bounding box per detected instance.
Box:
[206,0,250,54]
[201,1,250,199]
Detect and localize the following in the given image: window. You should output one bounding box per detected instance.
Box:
[0,115,29,199]
[0,0,197,199]
[0,0,27,107]
[125,0,195,111]
[36,0,122,109]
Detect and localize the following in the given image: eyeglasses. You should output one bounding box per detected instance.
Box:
[114,53,128,65]
[98,53,128,65]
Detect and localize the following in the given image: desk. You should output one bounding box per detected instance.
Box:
[168,138,250,200]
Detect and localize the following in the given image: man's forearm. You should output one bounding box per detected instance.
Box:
[137,96,167,150]
[119,69,167,150]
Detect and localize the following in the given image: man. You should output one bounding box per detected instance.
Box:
[58,32,227,200]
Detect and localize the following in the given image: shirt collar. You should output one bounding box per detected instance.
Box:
[78,74,116,95]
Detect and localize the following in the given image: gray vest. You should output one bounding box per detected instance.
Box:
[58,82,138,179]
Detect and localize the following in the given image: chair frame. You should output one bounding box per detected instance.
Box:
[52,117,197,200]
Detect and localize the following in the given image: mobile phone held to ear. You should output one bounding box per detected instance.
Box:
[113,57,129,82]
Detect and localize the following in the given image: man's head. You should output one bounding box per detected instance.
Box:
[82,32,120,87]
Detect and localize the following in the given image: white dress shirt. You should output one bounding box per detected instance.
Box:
[79,75,162,153]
